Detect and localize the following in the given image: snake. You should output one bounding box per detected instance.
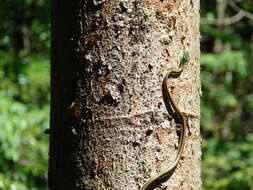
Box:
[140,65,187,190]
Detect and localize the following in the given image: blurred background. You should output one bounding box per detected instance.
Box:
[201,1,253,189]
[0,1,50,189]
[0,0,252,189]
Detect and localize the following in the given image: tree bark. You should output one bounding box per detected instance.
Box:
[50,0,201,190]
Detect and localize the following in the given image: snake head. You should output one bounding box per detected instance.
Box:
[179,51,189,68]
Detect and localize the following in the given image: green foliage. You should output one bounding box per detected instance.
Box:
[202,136,253,190]
[0,94,49,189]
[0,0,50,52]
[201,51,253,189]
[0,0,50,188]
[0,54,49,189]
[201,1,253,189]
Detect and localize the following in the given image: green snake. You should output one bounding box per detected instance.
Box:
[140,53,188,190]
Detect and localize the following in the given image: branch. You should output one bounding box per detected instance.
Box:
[201,0,253,26]
[229,0,253,20]
[201,11,245,26]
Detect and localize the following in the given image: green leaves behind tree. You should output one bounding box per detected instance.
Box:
[201,51,253,190]
[200,1,253,189]
[0,53,49,189]
[0,0,49,189]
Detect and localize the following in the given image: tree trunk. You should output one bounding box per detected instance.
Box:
[213,0,230,53]
[50,0,201,190]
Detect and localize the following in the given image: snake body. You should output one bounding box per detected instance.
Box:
[140,67,187,190]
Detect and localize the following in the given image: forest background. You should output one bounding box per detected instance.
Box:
[0,0,252,189]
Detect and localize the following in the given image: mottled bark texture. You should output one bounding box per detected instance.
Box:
[50,0,201,190]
